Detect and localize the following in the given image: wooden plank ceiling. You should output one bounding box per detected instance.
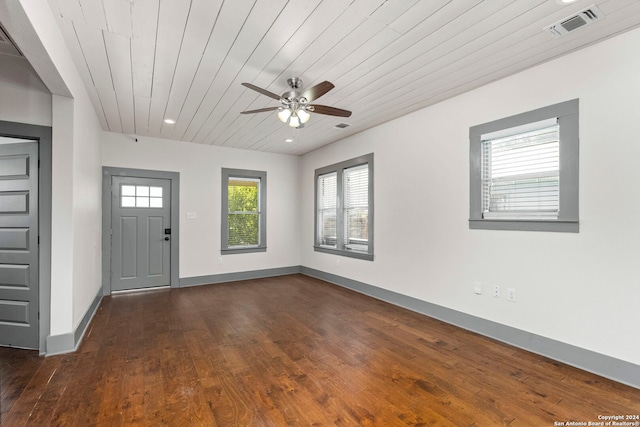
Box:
[48,0,640,155]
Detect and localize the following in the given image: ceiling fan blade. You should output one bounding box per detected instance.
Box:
[240,107,280,114]
[300,81,334,102]
[241,83,281,100]
[310,104,352,117]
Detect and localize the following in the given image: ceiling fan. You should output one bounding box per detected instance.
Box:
[240,77,352,128]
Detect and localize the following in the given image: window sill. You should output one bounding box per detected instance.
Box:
[221,246,267,255]
[314,245,374,261]
[469,219,579,233]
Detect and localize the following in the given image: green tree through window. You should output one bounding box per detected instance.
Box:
[222,168,266,254]
[228,178,260,247]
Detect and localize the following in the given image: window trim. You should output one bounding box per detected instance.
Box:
[314,153,374,261]
[221,168,267,254]
[469,99,579,232]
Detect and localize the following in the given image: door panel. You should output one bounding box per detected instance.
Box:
[0,142,39,349]
[119,216,137,278]
[0,191,29,213]
[111,176,170,291]
[147,216,164,276]
[0,264,30,287]
[0,228,29,249]
[0,155,29,178]
[0,300,29,324]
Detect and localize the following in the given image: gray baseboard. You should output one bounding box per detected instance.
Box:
[300,266,640,390]
[46,290,102,356]
[180,266,301,287]
[45,332,74,356]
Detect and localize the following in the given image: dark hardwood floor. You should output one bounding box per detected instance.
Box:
[1,274,639,426]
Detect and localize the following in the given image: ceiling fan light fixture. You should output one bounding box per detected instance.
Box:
[289,114,301,128]
[298,109,310,124]
[277,108,291,123]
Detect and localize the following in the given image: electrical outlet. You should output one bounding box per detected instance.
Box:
[507,288,516,302]
[493,285,500,298]
[473,282,482,295]
[217,257,223,265]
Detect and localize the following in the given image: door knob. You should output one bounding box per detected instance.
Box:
[164,237,170,241]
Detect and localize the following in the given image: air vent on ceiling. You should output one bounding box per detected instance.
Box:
[334,123,351,129]
[544,4,604,38]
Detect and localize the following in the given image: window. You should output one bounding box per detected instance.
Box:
[221,168,266,253]
[121,185,163,208]
[317,172,337,247]
[469,99,579,232]
[314,154,373,260]
[482,118,559,219]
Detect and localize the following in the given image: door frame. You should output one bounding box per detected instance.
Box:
[0,120,52,354]
[102,167,180,295]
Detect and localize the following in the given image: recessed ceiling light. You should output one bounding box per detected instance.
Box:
[557,0,579,4]
[284,138,293,143]
[163,118,176,124]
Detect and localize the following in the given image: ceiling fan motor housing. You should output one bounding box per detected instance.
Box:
[283,78,306,103]
[287,77,302,89]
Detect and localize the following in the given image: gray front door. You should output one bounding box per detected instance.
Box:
[0,141,39,349]
[110,176,171,292]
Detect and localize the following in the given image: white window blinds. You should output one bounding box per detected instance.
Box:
[481,118,560,220]
[317,172,337,247]
[343,164,369,252]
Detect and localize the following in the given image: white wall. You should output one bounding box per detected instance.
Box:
[102,132,301,279]
[300,27,640,366]
[0,54,51,126]
[69,92,102,329]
